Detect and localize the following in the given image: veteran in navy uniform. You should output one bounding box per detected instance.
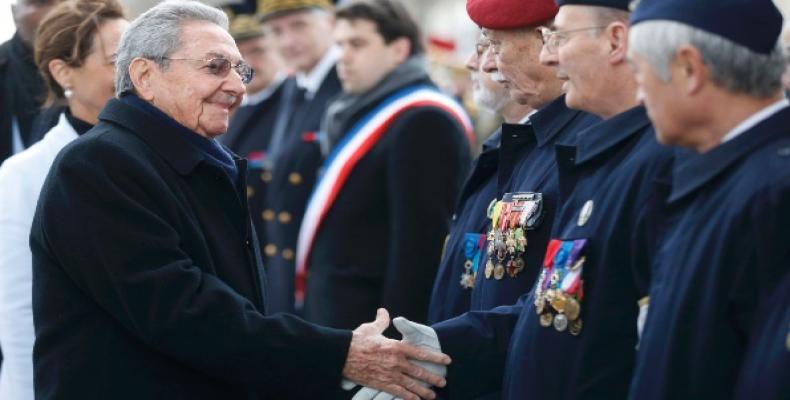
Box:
[257,0,343,314]
[296,0,472,331]
[221,14,288,256]
[427,30,534,324]
[626,1,790,398]
[465,0,600,317]
[396,1,674,399]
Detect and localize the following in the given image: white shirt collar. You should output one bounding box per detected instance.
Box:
[721,98,789,143]
[519,109,538,125]
[241,72,287,106]
[295,46,340,99]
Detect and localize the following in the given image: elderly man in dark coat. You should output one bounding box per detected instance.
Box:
[30,2,450,399]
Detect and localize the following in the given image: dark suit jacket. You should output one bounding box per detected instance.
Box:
[303,81,472,331]
[30,98,351,399]
[262,66,343,314]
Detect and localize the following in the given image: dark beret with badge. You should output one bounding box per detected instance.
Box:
[554,0,630,10]
[630,0,783,55]
[257,0,333,21]
[466,0,558,30]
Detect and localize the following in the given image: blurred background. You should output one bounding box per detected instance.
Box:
[1,0,789,140]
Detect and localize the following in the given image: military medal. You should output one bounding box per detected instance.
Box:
[460,233,484,289]
[534,238,587,336]
[485,259,494,279]
[569,318,583,336]
[494,263,505,280]
[553,314,568,332]
[539,312,553,327]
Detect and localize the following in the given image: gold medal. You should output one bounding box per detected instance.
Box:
[484,260,494,279]
[565,297,581,321]
[494,263,505,280]
[553,313,568,332]
[551,293,567,314]
[539,312,553,327]
[569,318,583,336]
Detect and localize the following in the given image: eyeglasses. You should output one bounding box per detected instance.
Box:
[163,57,255,85]
[538,26,607,54]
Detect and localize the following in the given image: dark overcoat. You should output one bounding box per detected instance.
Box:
[303,80,471,331]
[629,106,790,400]
[261,68,342,314]
[30,98,351,400]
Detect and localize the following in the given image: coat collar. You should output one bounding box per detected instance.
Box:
[668,106,790,204]
[574,105,651,166]
[98,98,209,176]
[531,94,586,148]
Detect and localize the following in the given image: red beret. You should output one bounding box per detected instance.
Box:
[467,0,558,30]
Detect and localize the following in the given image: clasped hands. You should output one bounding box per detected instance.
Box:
[342,308,446,400]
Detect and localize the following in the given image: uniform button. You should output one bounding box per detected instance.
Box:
[260,171,273,182]
[278,211,292,224]
[288,172,302,185]
[245,239,251,247]
[778,146,790,157]
[282,248,294,260]
[262,209,275,221]
[264,244,277,257]
[246,185,254,198]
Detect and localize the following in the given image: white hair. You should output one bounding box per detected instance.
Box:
[630,20,785,98]
[114,0,229,97]
[471,71,510,113]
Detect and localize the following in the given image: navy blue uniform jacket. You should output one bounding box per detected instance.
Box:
[30,99,351,399]
[629,105,790,400]
[261,68,342,314]
[433,106,674,399]
[470,96,599,313]
[427,129,501,324]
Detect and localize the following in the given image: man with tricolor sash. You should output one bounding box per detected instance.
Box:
[295,0,473,332]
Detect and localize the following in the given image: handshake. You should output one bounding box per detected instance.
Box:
[341,308,447,400]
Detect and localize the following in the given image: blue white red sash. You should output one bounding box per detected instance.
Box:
[295,85,474,302]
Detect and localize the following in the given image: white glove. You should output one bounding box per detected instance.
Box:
[351,317,444,400]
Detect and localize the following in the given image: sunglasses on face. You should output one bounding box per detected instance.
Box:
[163,57,255,85]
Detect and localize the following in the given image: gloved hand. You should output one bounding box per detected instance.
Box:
[351,317,444,400]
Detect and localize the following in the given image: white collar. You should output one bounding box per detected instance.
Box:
[519,109,538,125]
[241,72,287,106]
[721,98,789,143]
[295,46,340,99]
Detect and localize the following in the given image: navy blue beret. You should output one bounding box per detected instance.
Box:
[630,0,783,55]
[555,0,630,11]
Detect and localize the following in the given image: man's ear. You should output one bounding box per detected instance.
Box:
[128,58,156,101]
[607,21,629,65]
[673,45,708,95]
[390,37,411,64]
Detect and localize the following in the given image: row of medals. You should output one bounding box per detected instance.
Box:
[533,257,585,335]
[484,198,532,280]
[485,226,527,280]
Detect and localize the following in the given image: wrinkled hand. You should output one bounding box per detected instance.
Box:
[342,308,450,400]
[352,317,445,400]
